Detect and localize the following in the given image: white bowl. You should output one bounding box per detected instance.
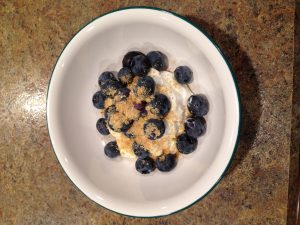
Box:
[47,7,241,217]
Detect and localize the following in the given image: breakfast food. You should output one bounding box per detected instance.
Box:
[174,66,193,84]
[92,50,209,174]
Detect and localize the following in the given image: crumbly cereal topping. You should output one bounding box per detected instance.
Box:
[93,51,209,174]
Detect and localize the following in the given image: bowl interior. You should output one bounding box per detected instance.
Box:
[47,8,240,217]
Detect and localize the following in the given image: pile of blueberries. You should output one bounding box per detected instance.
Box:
[92,50,209,174]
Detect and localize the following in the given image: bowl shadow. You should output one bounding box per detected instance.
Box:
[287,2,300,224]
[185,16,262,176]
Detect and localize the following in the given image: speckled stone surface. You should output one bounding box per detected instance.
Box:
[0,1,295,225]
[287,1,300,225]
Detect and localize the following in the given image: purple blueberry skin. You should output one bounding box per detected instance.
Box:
[122,51,145,68]
[96,118,110,135]
[98,71,117,86]
[134,76,155,97]
[146,51,168,71]
[143,119,165,140]
[156,154,177,172]
[117,67,134,85]
[131,55,151,76]
[104,141,120,158]
[187,94,209,117]
[135,157,156,174]
[92,91,106,109]
[174,66,193,84]
[176,133,198,154]
[149,94,171,117]
[184,116,207,138]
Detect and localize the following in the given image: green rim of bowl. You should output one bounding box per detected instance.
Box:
[46,6,242,218]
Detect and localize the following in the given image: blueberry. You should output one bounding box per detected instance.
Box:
[176,133,198,154]
[187,94,209,117]
[124,130,135,139]
[119,120,134,132]
[104,141,120,158]
[133,101,147,111]
[185,116,206,138]
[104,104,116,120]
[135,157,156,174]
[92,91,106,109]
[98,71,117,86]
[133,101,148,117]
[101,80,122,97]
[156,154,177,172]
[174,66,193,84]
[134,76,155,98]
[146,51,168,71]
[131,55,151,76]
[96,118,110,135]
[122,51,145,68]
[140,108,148,117]
[132,142,150,158]
[108,112,133,132]
[149,94,171,117]
[143,119,165,140]
[116,87,130,101]
[117,67,134,85]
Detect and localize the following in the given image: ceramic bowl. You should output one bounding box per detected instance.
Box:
[47,7,241,217]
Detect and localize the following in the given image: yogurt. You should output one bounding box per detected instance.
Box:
[108,68,191,158]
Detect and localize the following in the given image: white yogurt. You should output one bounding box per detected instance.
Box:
[108,68,191,158]
[148,68,191,154]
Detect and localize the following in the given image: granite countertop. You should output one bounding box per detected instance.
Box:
[0,1,297,224]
